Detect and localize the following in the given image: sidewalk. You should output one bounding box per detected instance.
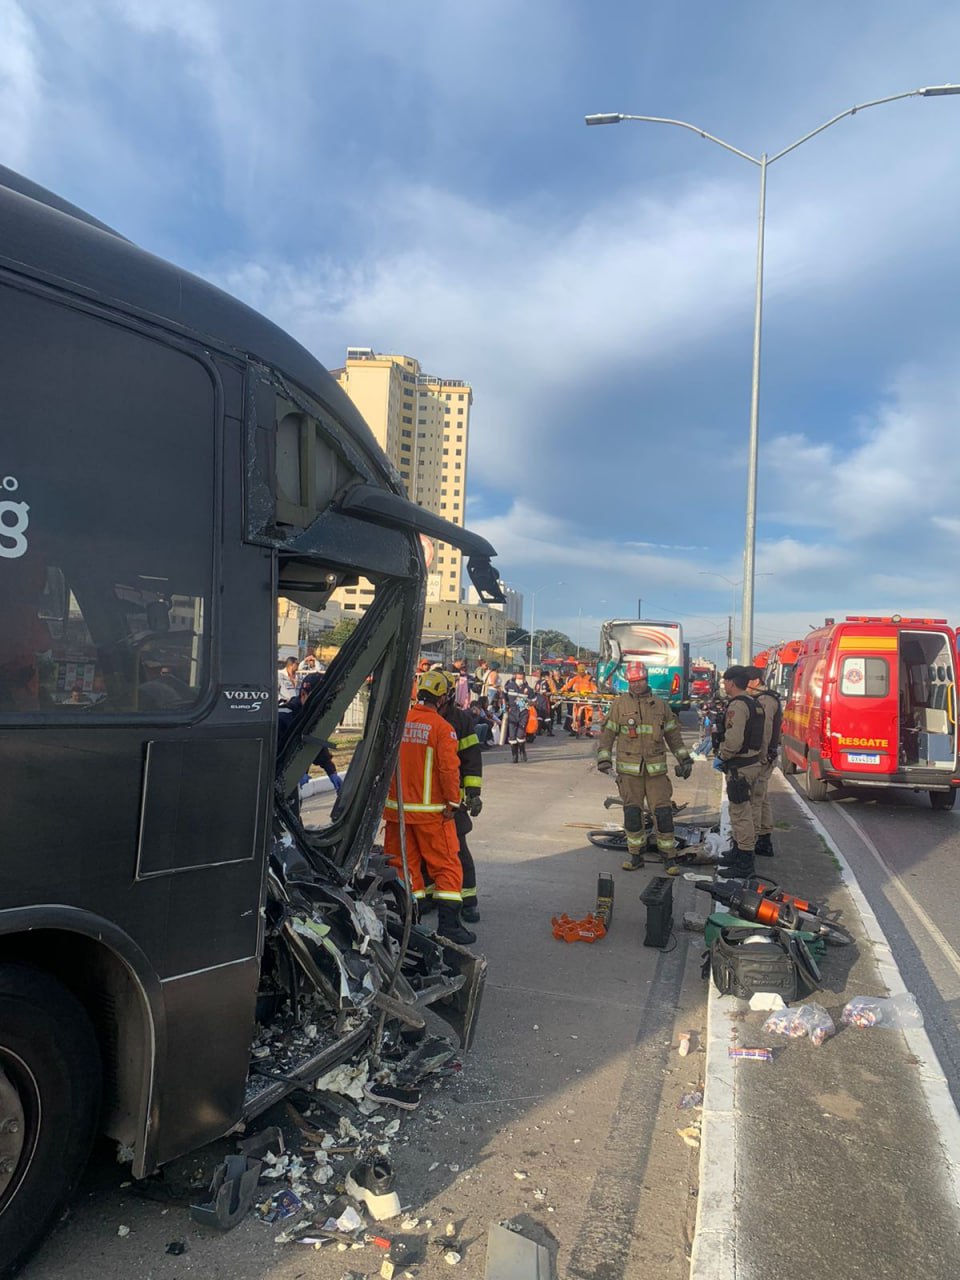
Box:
[693,770,960,1280]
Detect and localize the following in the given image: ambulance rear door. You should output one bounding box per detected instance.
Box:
[830,631,899,778]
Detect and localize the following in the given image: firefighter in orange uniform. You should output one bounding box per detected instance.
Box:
[561,663,598,736]
[384,669,476,944]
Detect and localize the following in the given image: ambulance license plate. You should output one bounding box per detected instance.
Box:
[848,752,880,765]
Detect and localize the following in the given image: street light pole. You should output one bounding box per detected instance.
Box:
[526,581,564,672]
[586,85,960,662]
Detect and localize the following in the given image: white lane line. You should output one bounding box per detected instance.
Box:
[788,781,960,1204]
[832,802,960,986]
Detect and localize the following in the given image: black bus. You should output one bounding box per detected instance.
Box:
[0,166,501,1274]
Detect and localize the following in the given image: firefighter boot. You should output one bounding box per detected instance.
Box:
[519,742,527,762]
[461,895,480,924]
[436,903,477,946]
[511,744,519,763]
[621,853,645,871]
[755,833,774,857]
[717,845,756,879]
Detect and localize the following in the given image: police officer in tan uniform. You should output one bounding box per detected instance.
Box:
[747,666,782,858]
[716,666,765,878]
[597,661,692,873]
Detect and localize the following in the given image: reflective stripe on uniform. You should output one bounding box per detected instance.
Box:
[657,836,677,852]
[597,748,613,762]
[616,761,642,775]
[619,723,653,735]
[423,745,434,805]
[646,760,667,775]
[434,890,463,903]
[458,734,480,751]
[384,799,446,812]
[626,834,646,849]
[461,886,478,899]
[463,774,482,789]
[675,748,691,760]
[664,719,678,731]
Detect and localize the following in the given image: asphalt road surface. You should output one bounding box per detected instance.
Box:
[789,780,960,1110]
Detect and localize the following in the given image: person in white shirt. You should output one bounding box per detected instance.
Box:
[278,655,299,701]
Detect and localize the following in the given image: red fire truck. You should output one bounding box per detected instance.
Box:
[781,616,960,807]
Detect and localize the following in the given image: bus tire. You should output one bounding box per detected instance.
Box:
[781,747,798,776]
[930,788,957,811]
[805,763,829,802]
[0,964,101,1278]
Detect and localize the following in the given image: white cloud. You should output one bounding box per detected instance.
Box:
[0,1,41,167]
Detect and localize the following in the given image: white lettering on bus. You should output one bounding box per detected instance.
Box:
[0,475,29,559]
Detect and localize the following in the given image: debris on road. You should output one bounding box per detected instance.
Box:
[551,912,607,942]
[728,1047,773,1062]
[841,993,924,1029]
[763,1003,836,1047]
[484,1222,551,1278]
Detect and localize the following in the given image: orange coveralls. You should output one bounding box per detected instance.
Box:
[562,673,598,735]
[383,703,464,901]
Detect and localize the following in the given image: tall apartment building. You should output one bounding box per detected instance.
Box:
[331,349,472,616]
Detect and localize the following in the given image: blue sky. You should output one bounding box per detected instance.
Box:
[6,1,960,664]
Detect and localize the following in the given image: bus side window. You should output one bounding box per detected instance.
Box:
[0,285,216,718]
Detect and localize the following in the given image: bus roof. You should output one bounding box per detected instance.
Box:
[0,165,388,482]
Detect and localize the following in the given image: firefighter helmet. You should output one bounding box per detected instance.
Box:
[416,669,449,701]
[625,661,648,682]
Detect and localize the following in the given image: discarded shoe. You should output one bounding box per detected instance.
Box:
[363,1080,422,1110]
[345,1159,401,1221]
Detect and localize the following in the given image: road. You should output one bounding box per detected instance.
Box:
[789,781,960,1109]
[22,727,714,1280]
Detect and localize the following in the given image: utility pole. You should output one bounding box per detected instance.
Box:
[726,616,733,663]
[638,598,642,619]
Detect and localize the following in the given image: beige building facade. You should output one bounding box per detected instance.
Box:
[331,349,472,616]
[423,600,508,648]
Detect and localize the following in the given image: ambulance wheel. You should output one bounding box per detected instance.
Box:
[805,763,829,802]
[929,788,957,811]
[0,965,101,1277]
[780,747,797,776]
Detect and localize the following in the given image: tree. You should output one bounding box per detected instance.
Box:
[326,617,359,648]
[534,629,575,658]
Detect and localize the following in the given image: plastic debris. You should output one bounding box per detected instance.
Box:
[551,912,607,942]
[763,1003,836,1048]
[316,1061,370,1102]
[678,1090,704,1109]
[841,993,924,1030]
[336,1206,365,1233]
[444,1250,462,1264]
[676,1125,701,1149]
[678,1032,693,1057]
[117,1226,130,1238]
[513,1170,529,1180]
[749,992,786,1012]
[728,1047,773,1062]
[401,1216,420,1231]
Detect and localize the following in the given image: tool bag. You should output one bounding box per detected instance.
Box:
[707,925,821,1001]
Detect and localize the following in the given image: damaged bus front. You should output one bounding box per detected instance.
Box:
[0,166,501,1275]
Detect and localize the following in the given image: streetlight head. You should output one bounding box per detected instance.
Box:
[585,113,623,126]
[919,84,960,96]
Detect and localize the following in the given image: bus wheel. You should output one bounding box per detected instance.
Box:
[0,965,101,1276]
[780,748,798,776]
[805,763,829,802]
[930,788,957,811]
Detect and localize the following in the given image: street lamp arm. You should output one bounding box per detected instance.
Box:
[767,87,958,164]
[616,114,761,165]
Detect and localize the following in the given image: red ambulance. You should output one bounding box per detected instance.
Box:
[781,616,960,808]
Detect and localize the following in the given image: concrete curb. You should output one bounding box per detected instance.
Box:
[689,794,746,1280]
[788,780,960,1209]
[300,774,336,798]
